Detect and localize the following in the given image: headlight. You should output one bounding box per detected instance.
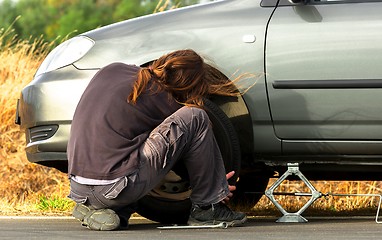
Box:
[35,36,94,76]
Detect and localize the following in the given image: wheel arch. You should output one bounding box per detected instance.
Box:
[140,59,255,166]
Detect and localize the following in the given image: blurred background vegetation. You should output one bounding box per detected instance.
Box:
[0,0,206,44]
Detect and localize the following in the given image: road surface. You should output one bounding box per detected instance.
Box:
[0,215,381,240]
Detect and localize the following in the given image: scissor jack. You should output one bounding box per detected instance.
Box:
[264,163,382,223]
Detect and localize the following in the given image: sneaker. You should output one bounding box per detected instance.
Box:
[188,202,247,227]
[72,203,120,231]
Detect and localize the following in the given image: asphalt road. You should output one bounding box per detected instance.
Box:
[0,216,381,240]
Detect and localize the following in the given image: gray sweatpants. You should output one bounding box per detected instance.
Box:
[69,106,230,211]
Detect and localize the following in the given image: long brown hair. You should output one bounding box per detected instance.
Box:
[128,49,240,107]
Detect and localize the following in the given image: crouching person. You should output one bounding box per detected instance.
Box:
[67,49,247,230]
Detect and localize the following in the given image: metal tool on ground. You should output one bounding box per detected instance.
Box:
[262,163,382,223]
[158,221,228,229]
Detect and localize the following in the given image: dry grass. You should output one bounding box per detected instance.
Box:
[1,25,382,217]
[0,27,72,216]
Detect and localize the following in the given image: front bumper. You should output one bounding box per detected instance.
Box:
[17,65,97,167]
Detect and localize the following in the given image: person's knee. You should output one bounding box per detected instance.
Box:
[189,107,211,132]
[175,106,209,127]
[190,107,209,122]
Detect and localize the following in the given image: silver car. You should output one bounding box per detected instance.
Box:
[16,0,382,223]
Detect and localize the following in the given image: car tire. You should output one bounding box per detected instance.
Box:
[136,99,242,224]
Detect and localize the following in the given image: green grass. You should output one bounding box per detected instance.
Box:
[36,196,75,212]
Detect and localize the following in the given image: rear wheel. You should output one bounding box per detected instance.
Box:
[136,99,241,223]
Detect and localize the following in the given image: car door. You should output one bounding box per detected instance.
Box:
[265,0,382,155]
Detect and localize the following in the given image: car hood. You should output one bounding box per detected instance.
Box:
[74,0,256,69]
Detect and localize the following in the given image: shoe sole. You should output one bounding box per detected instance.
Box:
[83,209,120,231]
[72,204,120,231]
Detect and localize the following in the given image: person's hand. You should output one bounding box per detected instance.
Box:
[223,171,236,204]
